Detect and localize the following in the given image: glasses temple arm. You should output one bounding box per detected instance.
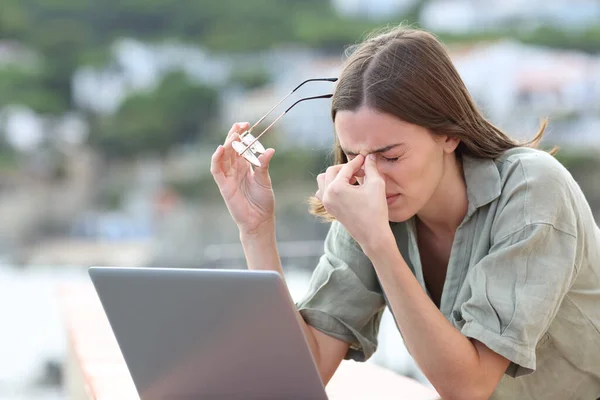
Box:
[284,93,333,113]
[247,78,337,132]
[239,94,333,156]
[290,77,338,93]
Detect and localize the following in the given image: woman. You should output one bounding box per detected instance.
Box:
[210,26,600,400]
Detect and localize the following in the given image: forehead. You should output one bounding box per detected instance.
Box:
[334,107,412,154]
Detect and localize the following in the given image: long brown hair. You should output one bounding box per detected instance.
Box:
[309,25,551,221]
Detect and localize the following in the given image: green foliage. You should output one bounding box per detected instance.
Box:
[91,71,219,158]
[0,0,30,39]
[5,1,408,57]
[554,149,600,173]
[30,18,91,111]
[292,11,386,51]
[98,186,124,210]
[0,137,20,172]
[0,66,67,113]
[519,25,600,53]
[437,24,600,53]
[269,147,331,184]
[229,67,271,90]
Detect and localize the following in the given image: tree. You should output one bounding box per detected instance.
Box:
[0,67,66,114]
[91,71,219,158]
[0,0,29,40]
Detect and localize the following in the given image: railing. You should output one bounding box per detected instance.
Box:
[59,283,440,400]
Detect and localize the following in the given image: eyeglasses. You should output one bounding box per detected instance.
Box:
[232,77,338,167]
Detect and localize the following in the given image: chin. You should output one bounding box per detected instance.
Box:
[387,208,416,223]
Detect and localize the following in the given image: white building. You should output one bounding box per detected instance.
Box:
[421,0,600,34]
[451,40,600,145]
[72,38,232,115]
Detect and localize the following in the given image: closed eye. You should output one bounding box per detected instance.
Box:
[346,154,401,162]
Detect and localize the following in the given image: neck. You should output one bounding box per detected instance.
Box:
[416,154,468,237]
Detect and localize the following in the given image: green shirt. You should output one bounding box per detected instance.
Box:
[297,147,600,400]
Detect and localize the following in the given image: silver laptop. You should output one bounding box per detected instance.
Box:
[89,266,328,400]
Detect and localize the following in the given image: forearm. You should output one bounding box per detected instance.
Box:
[363,235,490,399]
[239,221,284,274]
[239,224,325,379]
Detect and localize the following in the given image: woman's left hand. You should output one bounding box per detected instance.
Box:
[316,153,390,249]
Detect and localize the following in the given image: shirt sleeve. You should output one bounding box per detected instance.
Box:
[296,220,386,362]
[454,222,578,377]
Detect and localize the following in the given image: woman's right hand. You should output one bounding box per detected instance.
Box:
[210,122,276,236]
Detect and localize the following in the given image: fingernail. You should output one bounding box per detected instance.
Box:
[369,153,376,160]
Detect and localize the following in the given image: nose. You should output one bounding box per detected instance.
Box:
[374,160,391,186]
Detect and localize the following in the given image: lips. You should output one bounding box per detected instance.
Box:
[386,193,400,205]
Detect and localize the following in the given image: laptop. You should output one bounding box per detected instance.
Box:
[89,266,328,400]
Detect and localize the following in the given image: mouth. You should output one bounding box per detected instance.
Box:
[386,194,400,205]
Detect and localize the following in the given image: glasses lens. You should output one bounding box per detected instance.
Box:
[241,132,266,154]
[232,140,261,167]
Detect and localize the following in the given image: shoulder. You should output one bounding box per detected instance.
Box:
[494,147,571,177]
[495,147,571,185]
[492,147,581,238]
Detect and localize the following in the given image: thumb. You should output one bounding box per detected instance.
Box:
[253,148,275,185]
[337,154,365,183]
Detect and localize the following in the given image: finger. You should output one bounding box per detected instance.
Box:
[224,123,250,156]
[210,145,226,186]
[223,123,249,172]
[253,148,275,187]
[363,153,382,182]
[222,141,235,173]
[316,172,326,189]
[223,122,250,171]
[225,122,250,144]
[349,168,365,185]
[336,154,365,183]
[324,164,344,187]
[315,173,326,200]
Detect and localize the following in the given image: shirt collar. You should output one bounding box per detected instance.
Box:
[461,154,502,216]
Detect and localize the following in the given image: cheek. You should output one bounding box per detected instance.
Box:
[412,154,446,197]
[381,160,433,194]
[377,163,406,187]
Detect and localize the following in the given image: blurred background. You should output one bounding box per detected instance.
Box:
[1,0,599,398]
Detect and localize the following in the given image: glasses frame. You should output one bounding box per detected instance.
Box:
[233,77,338,167]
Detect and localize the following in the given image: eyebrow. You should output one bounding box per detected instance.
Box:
[343,143,405,156]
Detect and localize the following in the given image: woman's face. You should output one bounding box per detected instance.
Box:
[334,106,457,222]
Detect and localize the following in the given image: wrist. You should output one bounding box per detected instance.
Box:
[360,227,396,260]
[239,218,276,242]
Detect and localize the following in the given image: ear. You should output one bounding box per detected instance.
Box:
[441,135,460,154]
